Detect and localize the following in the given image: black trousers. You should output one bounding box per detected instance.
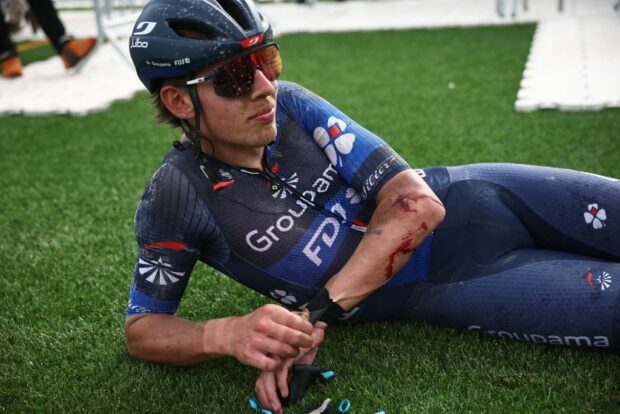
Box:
[0,0,68,60]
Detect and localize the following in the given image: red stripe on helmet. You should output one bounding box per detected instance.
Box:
[144,241,189,251]
[240,34,264,49]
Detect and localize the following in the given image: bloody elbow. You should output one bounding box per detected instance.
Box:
[392,192,445,232]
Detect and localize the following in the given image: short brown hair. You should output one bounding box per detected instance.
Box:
[151,28,208,128]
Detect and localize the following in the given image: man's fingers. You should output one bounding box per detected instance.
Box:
[315,321,327,330]
[256,372,282,414]
[311,324,326,348]
[262,321,313,349]
[254,336,300,360]
[255,375,269,410]
[277,359,294,398]
[268,306,314,336]
[248,350,281,371]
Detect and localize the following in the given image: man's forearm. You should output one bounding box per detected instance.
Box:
[124,305,314,370]
[325,170,445,309]
[125,313,235,366]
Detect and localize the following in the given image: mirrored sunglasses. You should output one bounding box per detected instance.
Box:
[186,43,282,98]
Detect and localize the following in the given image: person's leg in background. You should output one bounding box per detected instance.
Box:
[1,0,96,77]
[0,6,23,78]
[25,0,96,69]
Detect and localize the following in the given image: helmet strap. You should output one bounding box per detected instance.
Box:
[178,84,232,190]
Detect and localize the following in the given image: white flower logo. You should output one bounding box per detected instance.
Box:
[270,289,297,305]
[272,172,299,199]
[345,187,361,205]
[584,203,607,229]
[313,116,356,167]
[587,271,612,291]
[138,257,185,285]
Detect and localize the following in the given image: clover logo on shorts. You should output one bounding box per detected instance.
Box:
[270,289,297,305]
[138,257,185,285]
[584,203,607,229]
[587,270,612,291]
[313,116,356,167]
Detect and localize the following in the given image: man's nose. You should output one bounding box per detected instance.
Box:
[250,68,276,99]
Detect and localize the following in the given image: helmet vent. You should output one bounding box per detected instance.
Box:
[217,0,252,31]
[168,19,218,40]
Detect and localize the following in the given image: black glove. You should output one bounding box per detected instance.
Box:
[307,287,345,324]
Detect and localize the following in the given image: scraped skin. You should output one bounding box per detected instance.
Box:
[325,169,445,310]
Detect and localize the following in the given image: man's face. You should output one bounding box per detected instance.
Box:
[196,68,278,155]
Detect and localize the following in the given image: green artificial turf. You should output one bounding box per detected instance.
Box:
[1,24,619,413]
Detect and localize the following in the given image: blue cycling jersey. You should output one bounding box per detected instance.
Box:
[128,81,422,316]
[127,81,620,349]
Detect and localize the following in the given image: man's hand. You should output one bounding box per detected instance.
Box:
[254,321,327,414]
[225,304,314,371]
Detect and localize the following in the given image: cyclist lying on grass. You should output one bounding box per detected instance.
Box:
[124,1,620,413]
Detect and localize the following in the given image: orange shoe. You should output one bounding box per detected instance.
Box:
[1,55,23,78]
[60,37,97,69]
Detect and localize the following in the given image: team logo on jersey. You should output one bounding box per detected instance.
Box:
[270,289,297,305]
[583,203,607,229]
[587,270,612,291]
[138,257,185,286]
[272,172,299,199]
[345,187,361,205]
[313,116,356,167]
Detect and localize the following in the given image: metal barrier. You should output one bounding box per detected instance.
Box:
[92,0,146,66]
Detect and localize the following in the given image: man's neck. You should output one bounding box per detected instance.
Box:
[203,142,265,171]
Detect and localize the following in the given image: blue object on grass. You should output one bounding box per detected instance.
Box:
[338,399,351,413]
[248,397,273,414]
[321,370,335,381]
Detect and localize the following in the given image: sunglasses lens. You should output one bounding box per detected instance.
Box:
[256,45,282,81]
[212,45,282,98]
[213,56,254,97]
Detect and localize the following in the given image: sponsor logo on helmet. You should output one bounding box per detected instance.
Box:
[468,325,609,347]
[145,59,171,67]
[587,270,612,291]
[313,116,355,167]
[133,21,157,36]
[130,37,149,49]
[583,203,607,229]
[241,34,264,48]
[174,58,191,66]
[138,256,185,286]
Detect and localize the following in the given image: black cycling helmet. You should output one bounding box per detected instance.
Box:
[129,0,274,93]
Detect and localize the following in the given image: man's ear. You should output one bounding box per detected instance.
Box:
[160,85,194,120]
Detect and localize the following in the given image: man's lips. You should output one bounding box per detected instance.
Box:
[249,106,275,121]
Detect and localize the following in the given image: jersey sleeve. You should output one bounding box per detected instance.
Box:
[127,162,224,316]
[276,81,411,202]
